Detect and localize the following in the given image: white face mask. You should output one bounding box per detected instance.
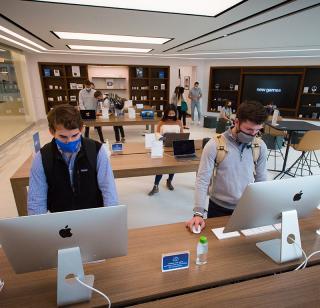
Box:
[85,87,91,92]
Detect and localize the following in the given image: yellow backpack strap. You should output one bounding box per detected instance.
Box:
[251,136,262,175]
[212,134,228,176]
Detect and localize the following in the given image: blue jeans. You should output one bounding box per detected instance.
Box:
[191,101,201,121]
[154,174,174,185]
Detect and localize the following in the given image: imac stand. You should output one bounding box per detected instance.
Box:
[57,247,94,306]
[256,210,302,264]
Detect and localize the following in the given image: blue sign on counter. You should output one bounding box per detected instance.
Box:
[161,251,190,272]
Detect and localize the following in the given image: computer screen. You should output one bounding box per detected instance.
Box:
[0,206,127,274]
[112,143,123,152]
[224,176,320,264]
[241,74,301,108]
[173,140,195,156]
[224,175,320,232]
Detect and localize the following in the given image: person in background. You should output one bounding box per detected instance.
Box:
[79,80,105,143]
[219,99,233,121]
[265,101,279,116]
[186,101,268,232]
[27,104,118,215]
[188,81,202,125]
[172,86,188,129]
[100,93,126,143]
[148,104,183,196]
[216,99,233,134]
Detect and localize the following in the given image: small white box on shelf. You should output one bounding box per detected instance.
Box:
[70,83,77,89]
[70,96,77,102]
[71,66,80,77]
[303,87,309,93]
[76,84,83,89]
[53,69,60,77]
[106,79,114,89]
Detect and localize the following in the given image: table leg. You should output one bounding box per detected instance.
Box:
[10,180,28,216]
[274,131,292,179]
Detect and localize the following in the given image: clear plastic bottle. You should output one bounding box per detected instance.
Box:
[196,236,208,265]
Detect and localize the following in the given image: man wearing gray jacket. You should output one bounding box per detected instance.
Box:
[186,101,268,232]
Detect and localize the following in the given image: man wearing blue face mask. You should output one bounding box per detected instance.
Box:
[186,101,268,232]
[27,104,118,215]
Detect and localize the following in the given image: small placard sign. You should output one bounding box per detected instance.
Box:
[161,251,190,272]
[33,132,41,153]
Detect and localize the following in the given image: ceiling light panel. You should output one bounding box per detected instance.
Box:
[68,45,152,53]
[0,25,46,50]
[0,34,40,52]
[54,31,171,44]
[33,0,243,17]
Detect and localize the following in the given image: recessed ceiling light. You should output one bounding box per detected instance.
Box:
[32,0,243,17]
[0,25,46,50]
[54,31,171,44]
[0,34,40,52]
[68,45,152,53]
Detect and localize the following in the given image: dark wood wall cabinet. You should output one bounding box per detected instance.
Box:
[39,63,170,114]
[129,65,169,112]
[208,66,320,120]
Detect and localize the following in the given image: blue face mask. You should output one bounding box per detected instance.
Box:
[55,137,81,153]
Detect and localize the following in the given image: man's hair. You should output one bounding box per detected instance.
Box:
[94,90,103,98]
[194,82,199,85]
[236,101,268,124]
[84,80,91,86]
[47,104,83,132]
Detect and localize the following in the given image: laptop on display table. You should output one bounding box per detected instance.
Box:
[140,110,154,119]
[163,132,190,147]
[173,139,198,160]
[80,110,96,120]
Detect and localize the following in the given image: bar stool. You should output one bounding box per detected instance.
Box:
[263,116,286,171]
[285,130,320,177]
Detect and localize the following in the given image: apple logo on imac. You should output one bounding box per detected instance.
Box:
[293,191,303,202]
[59,225,72,238]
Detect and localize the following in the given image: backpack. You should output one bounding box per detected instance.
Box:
[181,100,188,112]
[212,134,262,175]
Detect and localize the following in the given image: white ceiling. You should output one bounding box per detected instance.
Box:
[1,0,320,59]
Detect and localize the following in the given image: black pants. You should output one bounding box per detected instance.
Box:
[85,126,105,143]
[113,126,125,142]
[154,174,174,185]
[177,106,186,126]
[207,199,234,218]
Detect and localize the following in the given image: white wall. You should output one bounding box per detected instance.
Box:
[88,65,129,98]
[25,52,205,120]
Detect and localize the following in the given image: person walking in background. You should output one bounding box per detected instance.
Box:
[189,81,202,125]
[148,104,183,196]
[79,80,105,143]
[171,86,189,129]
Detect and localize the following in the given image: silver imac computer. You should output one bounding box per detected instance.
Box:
[224,175,320,264]
[0,205,127,306]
